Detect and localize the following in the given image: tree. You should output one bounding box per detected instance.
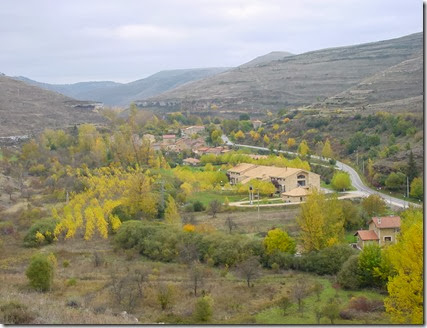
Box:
[189,262,205,296]
[385,172,405,191]
[165,195,180,224]
[236,256,261,287]
[312,281,324,301]
[157,284,175,311]
[4,184,14,201]
[234,130,245,141]
[367,158,375,183]
[342,200,363,230]
[361,194,387,217]
[297,190,344,252]
[298,140,310,157]
[384,209,423,324]
[358,244,383,288]
[291,278,310,316]
[25,254,54,292]
[313,305,323,324]
[277,296,292,316]
[406,151,418,184]
[207,199,222,218]
[331,171,351,191]
[263,134,270,145]
[194,295,213,322]
[321,139,334,158]
[322,301,340,324]
[225,216,237,233]
[263,228,296,254]
[337,255,361,290]
[409,177,423,200]
[287,138,296,149]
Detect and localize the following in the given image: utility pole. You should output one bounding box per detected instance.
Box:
[362,159,365,175]
[257,189,260,221]
[406,176,410,198]
[249,186,253,205]
[356,150,359,167]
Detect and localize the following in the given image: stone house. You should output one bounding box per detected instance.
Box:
[281,186,311,202]
[162,134,176,145]
[252,120,263,129]
[183,158,201,166]
[354,216,401,249]
[182,125,205,136]
[227,163,320,194]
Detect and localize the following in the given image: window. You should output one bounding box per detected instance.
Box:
[297,174,306,179]
[297,180,306,187]
[384,236,392,242]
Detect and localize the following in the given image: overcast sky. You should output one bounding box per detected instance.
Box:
[0,0,422,84]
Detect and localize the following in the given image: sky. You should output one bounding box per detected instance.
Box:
[0,0,422,84]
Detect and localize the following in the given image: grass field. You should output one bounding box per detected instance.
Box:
[187,191,245,206]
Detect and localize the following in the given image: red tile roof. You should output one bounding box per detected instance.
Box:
[369,216,401,229]
[354,230,379,241]
[163,134,176,139]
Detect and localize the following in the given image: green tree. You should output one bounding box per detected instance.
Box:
[194,296,213,322]
[322,301,340,324]
[263,228,296,254]
[337,255,361,290]
[278,296,292,316]
[384,209,423,324]
[321,139,334,158]
[358,244,382,288]
[331,171,351,191]
[361,194,387,217]
[25,254,54,292]
[385,172,405,191]
[165,195,180,224]
[406,151,418,184]
[409,177,423,200]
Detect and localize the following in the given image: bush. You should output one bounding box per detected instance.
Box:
[66,278,77,287]
[193,296,213,322]
[23,218,56,247]
[25,254,54,291]
[62,260,70,268]
[193,201,205,212]
[337,255,361,290]
[0,301,34,324]
[331,171,351,191]
[0,221,15,235]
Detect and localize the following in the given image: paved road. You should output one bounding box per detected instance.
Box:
[221,135,420,209]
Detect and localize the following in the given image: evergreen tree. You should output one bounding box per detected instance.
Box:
[406,151,418,184]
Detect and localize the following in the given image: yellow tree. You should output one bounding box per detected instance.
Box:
[263,134,270,145]
[322,139,334,158]
[234,130,245,141]
[298,140,310,157]
[297,190,344,252]
[384,209,423,324]
[287,138,296,149]
[263,228,296,254]
[165,195,180,224]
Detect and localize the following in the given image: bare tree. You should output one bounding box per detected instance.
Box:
[189,262,205,297]
[4,184,14,201]
[291,278,311,317]
[207,200,222,218]
[312,281,324,301]
[178,241,199,264]
[225,216,237,233]
[236,256,261,288]
[277,296,292,316]
[157,283,175,311]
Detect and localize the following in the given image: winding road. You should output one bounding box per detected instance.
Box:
[221,135,420,209]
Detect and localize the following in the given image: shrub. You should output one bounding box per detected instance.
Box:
[66,278,77,287]
[0,301,34,324]
[62,260,70,268]
[193,296,213,322]
[193,201,205,212]
[0,221,15,235]
[347,296,384,313]
[23,218,56,247]
[337,255,361,290]
[25,254,54,292]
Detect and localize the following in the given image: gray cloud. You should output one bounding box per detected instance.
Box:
[0,0,421,83]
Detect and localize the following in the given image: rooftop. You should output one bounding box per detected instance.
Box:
[282,187,311,197]
[354,230,379,241]
[370,216,401,229]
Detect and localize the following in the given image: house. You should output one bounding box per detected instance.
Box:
[227,163,320,194]
[281,186,311,203]
[252,120,263,129]
[354,216,401,249]
[183,158,201,166]
[162,134,176,144]
[182,125,205,136]
[142,134,156,143]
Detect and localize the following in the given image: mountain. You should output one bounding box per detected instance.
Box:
[240,51,294,67]
[0,75,106,137]
[15,67,230,106]
[13,77,122,100]
[142,32,422,114]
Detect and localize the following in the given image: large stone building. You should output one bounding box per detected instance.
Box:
[227,163,320,195]
[354,216,401,249]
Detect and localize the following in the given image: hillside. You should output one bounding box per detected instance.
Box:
[13,77,122,100]
[240,51,294,67]
[15,68,230,107]
[142,32,422,113]
[315,54,423,113]
[0,75,106,137]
